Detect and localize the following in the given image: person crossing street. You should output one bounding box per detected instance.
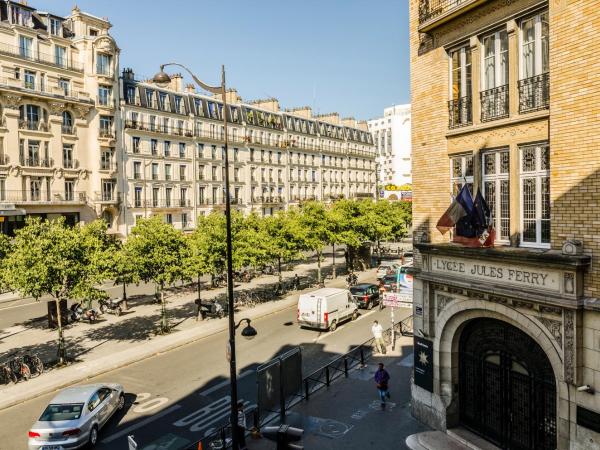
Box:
[374,362,391,409]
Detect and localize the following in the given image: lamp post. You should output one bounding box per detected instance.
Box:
[153,64,255,450]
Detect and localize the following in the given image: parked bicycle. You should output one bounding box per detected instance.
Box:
[0,363,16,384]
[8,355,31,382]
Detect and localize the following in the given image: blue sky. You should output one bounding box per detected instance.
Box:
[33,0,410,120]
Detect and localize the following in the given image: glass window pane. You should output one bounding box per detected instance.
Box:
[522,177,537,242]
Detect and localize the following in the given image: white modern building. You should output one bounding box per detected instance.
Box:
[368,104,411,198]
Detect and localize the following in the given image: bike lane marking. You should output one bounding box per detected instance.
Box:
[198,370,253,397]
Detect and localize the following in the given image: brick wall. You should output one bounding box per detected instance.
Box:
[550,0,600,297]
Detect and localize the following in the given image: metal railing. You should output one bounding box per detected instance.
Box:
[100,162,117,171]
[418,0,472,24]
[480,85,509,122]
[184,316,413,450]
[99,129,115,139]
[2,190,86,203]
[18,120,49,132]
[62,159,79,170]
[61,125,76,135]
[518,72,549,114]
[448,96,472,128]
[19,157,53,168]
[0,42,83,72]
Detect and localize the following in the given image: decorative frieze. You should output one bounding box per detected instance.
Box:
[563,310,575,384]
[538,317,563,349]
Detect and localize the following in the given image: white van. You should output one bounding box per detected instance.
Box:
[297,288,359,331]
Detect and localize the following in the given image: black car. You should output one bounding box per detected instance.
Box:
[350,283,380,309]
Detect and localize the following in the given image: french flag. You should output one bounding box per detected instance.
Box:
[436,184,473,235]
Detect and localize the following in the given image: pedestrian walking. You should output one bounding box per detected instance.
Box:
[236,401,247,449]
[374,362,391,409]
[293,273,300,290]
[372,320,386,354]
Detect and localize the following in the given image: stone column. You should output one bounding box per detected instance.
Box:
[507,19,519,118]
[470,35,481,127]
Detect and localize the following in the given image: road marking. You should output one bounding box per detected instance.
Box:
[174,396,253,433]
[312,308,381,343]
[198,370,253,397]
[101,404,182,444]
[133,396,169,413]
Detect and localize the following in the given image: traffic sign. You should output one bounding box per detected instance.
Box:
[383,292,412,308]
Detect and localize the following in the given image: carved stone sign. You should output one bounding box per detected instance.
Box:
[430,256,561,293]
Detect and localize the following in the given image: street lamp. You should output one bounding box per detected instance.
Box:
[153,63,249,450]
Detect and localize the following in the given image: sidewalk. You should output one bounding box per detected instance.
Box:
[0,252,373,411]
[247,334,429,450]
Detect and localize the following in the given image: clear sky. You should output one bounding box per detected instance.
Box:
[33,0,410,121]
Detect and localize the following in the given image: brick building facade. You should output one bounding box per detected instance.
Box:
[409,0,600,449]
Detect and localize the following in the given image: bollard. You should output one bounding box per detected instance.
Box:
[360,347,365,367]
[344,357,349,377]
[325,366,330,387]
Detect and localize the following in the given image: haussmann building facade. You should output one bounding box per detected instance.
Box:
[409,0,600,449]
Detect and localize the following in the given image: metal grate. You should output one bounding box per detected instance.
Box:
[518,73,549,114]
[480,85,509,122]
[448,96,472,128]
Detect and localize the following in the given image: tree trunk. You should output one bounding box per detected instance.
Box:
[332,243,336,279]
[317,249,322,283]
[278,256,282,284]
[197,273,203,321]
[55,297,66,365]
[160,284,169,333]
[376,238,382,265]
[122,282,128,310]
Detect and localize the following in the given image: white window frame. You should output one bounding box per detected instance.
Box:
[519,142,550,248]
[448,45,471,101]
[450,153,474,196]
[482,149,510,243]
[519,11,549,79]
[481,30,508,91]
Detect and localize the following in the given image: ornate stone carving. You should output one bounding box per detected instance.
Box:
[49,102,66,116]
[73,105,91,119]
[539,317,563,349]
[95,36,115,54]
[539,305,562,316]
[513,300,534,310]
[488,294,509,305]
[563,310,575,384]
[78,170,88,180]
[437,294,453,314]
[10,166,21,177]
[466,290,485,300]
[54,168,64,179]
[2,94,22,109]
[564,272,575,295]
[447,286,464,296]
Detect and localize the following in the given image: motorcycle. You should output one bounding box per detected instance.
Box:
[98,298,124,316]
[70,302,99,323]
[346,272,358,288]
[195,299,226,319]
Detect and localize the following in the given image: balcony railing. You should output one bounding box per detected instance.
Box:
[63,159,79,169]
[20,157,53,168]
[124,119,193,138]
[62,124,76,135]
[100,161,117,171]
[97,96,116,108]
[518,73,549,114]
[418,0,474,24]
[94,192,121,203]
[133,172,142,180]
[1,190,86,203]
[0,42,83,72]
[0,155,9,165]
[99,129,115,139]
[179,199,191,207]
[18,120,49,132]
[480,85,509,122]
[448,96,472,128]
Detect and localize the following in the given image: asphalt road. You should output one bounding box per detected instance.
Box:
[0,285,412,450]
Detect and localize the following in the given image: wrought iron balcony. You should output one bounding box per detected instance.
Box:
[0,43,83,72]
[518,73,549,114]
[480,85,509,122]
[20,157,53,168]
[18,120,49,132]
[100,161,117,171]
[2,190,86,204]
[63,159,79,170]
[448,96,472,128]
[99,129,115,139]
[418,0,483,29]
[62,124,76,135]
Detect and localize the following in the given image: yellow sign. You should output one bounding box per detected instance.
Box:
[0,217,5,222]
[384,183,412,192]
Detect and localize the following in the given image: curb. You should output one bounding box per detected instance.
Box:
[0,296,299,412]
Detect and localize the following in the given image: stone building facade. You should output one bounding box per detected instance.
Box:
[0,2,119,233]
[0,2,376,236]
[119,70,376,235]
[409,0,600,449]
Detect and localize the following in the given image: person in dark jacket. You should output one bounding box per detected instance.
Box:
[374,362,391,408]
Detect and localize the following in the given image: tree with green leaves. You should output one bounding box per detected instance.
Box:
[2,218,111,364]
[124,216,188,333]
[184,224,214,320]
[110,239,140,310]
[263,209,308,282]
[298,201,331,283]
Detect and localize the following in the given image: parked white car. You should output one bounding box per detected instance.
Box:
[297,287,358,331]
[28,383,125,449]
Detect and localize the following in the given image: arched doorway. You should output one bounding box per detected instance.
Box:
[459,318,556,450]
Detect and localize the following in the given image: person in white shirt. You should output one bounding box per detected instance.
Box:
[372,320,386,354]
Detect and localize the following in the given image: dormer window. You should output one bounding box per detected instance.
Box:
[49,18,61,36]
[146,89,154,108]
[90,28,98,37]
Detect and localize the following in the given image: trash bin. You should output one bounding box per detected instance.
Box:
[47,299,68,328]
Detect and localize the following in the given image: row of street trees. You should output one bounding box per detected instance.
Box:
[0,199,411,364]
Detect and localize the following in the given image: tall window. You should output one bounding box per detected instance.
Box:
[165,187,172,207]
[132,137,140,153]
[151,139,158,156]
[179,165,186,180]
[58,78,70,96]
[55,46,66,67]
[520,143,550,246]
[482,149,510,242]
[133,161,141,179]
[146,90,154,108]
[50,18,61,36]
[449,46,472,127]
[151,163,159,180]
[482,30,508,90]
[64,179,74,201]
[179,143,186,158]
[99,116,113,134]
[134,187,142,207]
[98,86,111,106]
[152,187,160,207]
[164,141,171,157]
[96,54,112,75]
[450,154,474,195]
[199,186,205,204]
[24,70,35,90]
[102,180,115,201]
[19,36,33,59]
[63,144,74,169]
[62,111,73,133]
[30,178,41,201]
[165,164,172,180]
[520,11,549,79]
